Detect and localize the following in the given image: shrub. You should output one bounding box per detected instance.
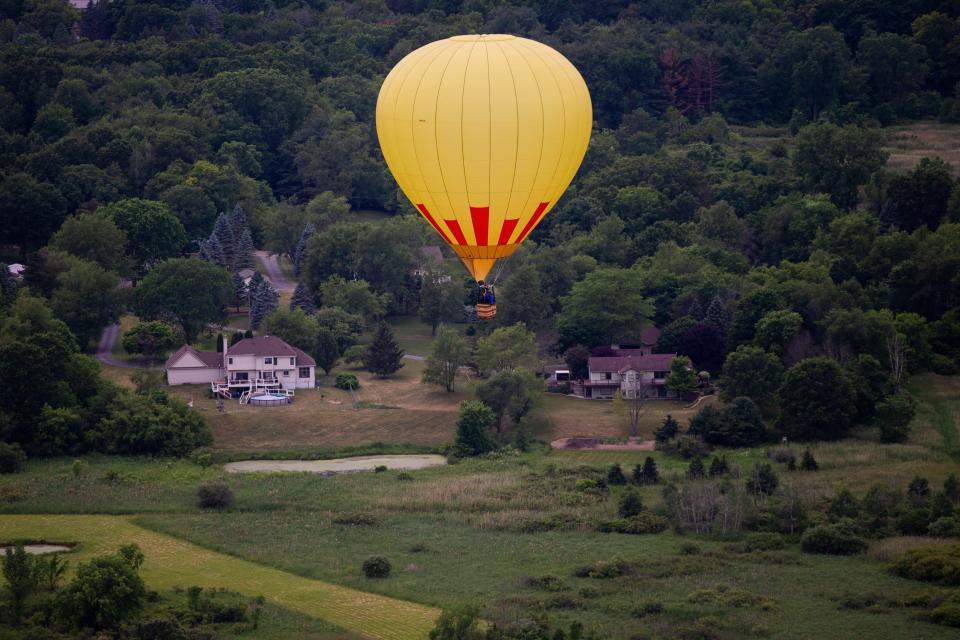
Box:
[675,435,710,459]
[409,543,428,553]
[929,602,960,628]
[196,480,234,509]
[768,446,795,465]
[335,373,360,390]
[801,519,868,555]
[607,463,627,485]
[362,556,391,579]
[397,471,414,481]
[687,457,705,479]
[0,442,26,473]
[599,513,669,535]
[708,456,728,477]
[679,542,702,555]
[636,456,659,485]
[889,544,960,585]
[899,508,934,535]
[747,464,779,496]
[740,533,786,552]
[54,545,146,630]
[574,558,633,579]
[333,513,380,526]
[655,415,679,442]
[929,517,960,538]
[618,488,644,517]
[428,606,485,640]
[632,601,665,618]
[374,465,388,473]
[800,448,818,471]
[525,574,569,592]
[876,392,917,443]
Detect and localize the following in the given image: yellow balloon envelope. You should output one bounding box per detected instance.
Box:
[376,34,592,283]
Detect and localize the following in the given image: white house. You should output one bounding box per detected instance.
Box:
[580,353,684,400]
[165,335,315,393]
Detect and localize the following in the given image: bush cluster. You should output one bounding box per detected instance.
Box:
[800,519,868,555]
[362,556,392,579]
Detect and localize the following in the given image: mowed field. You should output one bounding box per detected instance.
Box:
[884,120,960,174]
[0,515,436,640]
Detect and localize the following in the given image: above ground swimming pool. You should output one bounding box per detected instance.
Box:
[249,393,291,406]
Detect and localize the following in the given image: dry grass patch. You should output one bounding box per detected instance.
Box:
[884,121,960,174]
[868,536,959,563]
[540,395,714,441]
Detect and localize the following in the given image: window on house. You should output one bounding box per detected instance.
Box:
[228,357,233,365]
[605,372,612,380]
[290,357,295,365]
[283,370,290,376]
[655,371,668,378]
[299,367,310,378]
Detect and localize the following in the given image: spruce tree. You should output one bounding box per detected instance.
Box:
[944,473,960,503]
[250,280,278,330]
[655,415,679,443]
[290,282,316,313]
[708,456,728,477]
[293,222,316,276]
[364,322,405,377]
[618,488,644,518]
[688,457,705,479]
[232,273,247,311]
[607,463,627,485]
[235,226,255,269]
[228,203,249,240]
[687,297,704,320]
[704,295,729,334]
[211,212,236,270]
[642,456,659,484]
[800,448,818,471]
[0,263,17,307]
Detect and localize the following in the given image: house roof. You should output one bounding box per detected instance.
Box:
[237,268,255,279]
[640,326,662,346]
[228,336,298,357]
[227,336,316,366]
[588,353,679,374]
[165,345,222,369]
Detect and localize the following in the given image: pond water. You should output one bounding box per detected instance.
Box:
[223,454,447,474]
[0,544,73,555]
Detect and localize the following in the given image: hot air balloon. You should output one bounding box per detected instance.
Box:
[376,34,592,319]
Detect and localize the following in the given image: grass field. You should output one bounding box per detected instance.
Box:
[884,120,960,174]
[0,515,436,640]
[3,375,959,638]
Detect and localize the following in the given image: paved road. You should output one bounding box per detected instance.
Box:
[402,354,424,361]
[96,323,145,369]
[255,250,294,291]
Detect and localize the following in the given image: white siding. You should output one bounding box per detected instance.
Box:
[167,367,220,385]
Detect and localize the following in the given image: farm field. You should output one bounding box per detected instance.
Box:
[0,515,434,640]
[2,374,958,639]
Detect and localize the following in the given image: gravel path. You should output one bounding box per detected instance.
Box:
[223,454,447,474]
[96,323,146,369]
[255,250,294,291]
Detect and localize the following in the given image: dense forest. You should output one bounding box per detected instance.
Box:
[1,0,960,452]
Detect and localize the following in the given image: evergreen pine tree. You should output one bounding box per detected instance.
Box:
[607,463,627,485]
[632,463,644,485]
[800,448,818,471]
[687,297,704,320]
[232,273,247,311]
[708,456,729,477]
[655,415,680,442]
[293,223,316,276]
[228,203,249,240]
[211,212,236,270]
[364,322,405,377]
[200,235,227,268]
[642,456,659,484]
[618,488,644,518]
[250,280,278,330]
[944,473,960,503]
[290,282,316,313]
[704,295,729,334]
[688,457,705,479]
[235,226,255,269]
[248,270,264,295]
[0,263,17,307]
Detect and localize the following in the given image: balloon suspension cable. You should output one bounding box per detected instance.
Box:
[490,253,513,286]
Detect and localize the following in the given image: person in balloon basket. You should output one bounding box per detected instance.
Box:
[477,281,495,305]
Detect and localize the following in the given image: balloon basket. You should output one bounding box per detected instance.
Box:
[476,303,497,320]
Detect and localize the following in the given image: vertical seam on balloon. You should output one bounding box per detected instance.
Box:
[509,39,546,245]
[407,41,458,223]
[457,39,480,244]
[517,40,567,222]
[385,43,436,202]
[494,41,520,244]
[485,40,492,226]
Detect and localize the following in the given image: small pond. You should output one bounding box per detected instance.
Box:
[0,544,73,555]
[223,454,447,475]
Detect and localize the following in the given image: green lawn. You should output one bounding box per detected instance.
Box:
[0,515,438,640]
